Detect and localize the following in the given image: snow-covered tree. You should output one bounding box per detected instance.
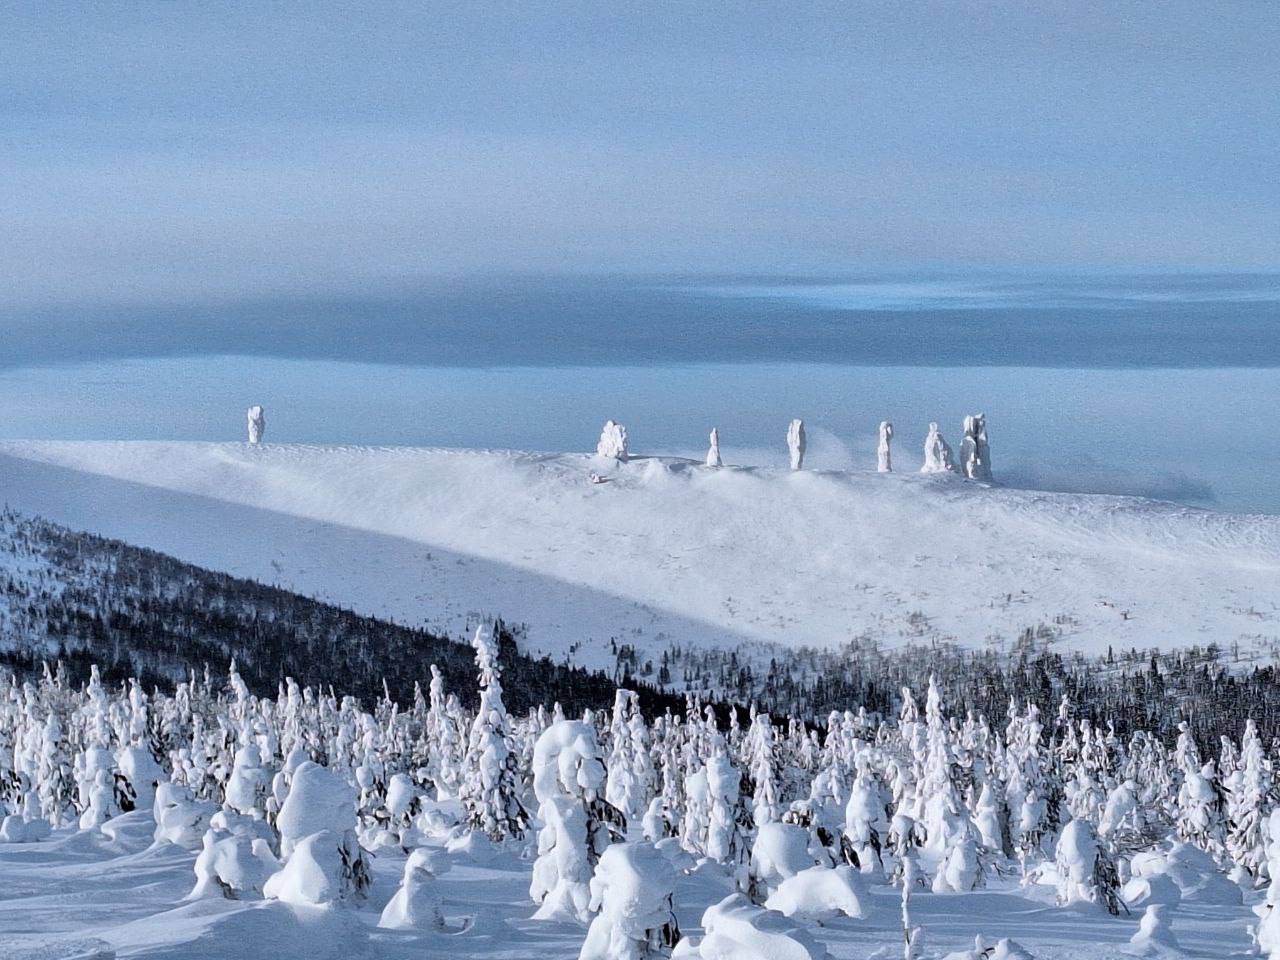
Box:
[1227,719,1272,882]
[263,760,369,905]
[747,711,781,828]
[460,623,528,841]
[606,690,652,823]
[580,842,680,960]
[530,719,621,923]
[1052,818,1122,914]
[842,755,888,873]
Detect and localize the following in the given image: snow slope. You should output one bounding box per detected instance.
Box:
[0,440,1276,671]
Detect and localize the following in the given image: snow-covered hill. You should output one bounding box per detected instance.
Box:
[0,440,1276,671]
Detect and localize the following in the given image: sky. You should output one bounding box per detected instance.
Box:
[3,2,1279,314]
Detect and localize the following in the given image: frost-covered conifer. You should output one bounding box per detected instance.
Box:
[1176,758,1227,861]
[530,719,620,923]
[1053,818,1122,914]
[223,743,271,820]
[1004,701,1049,868]
[580,842,680,960]
[266,760,369,904]
[1228,720,1272,882]
[705,739,749,868]
[460,623,528,841]
[748,820,815,899]
[747,711,781,828]
[606,690,652,822]
[843,757,888,874]
[37,714,75,827]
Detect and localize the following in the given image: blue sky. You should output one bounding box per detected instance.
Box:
[3,2,1278,311]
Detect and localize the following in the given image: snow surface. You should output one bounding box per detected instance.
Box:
[0,440,1277,673]
[1,811,1261,960]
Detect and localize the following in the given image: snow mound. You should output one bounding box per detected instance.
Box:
[764,865,868,923]
[378,847,450,931]
[942,936,1036,960]
[672,893,828,960]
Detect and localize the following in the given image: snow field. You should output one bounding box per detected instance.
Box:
[0,440,1276,676]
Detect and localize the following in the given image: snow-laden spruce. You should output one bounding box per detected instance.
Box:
[579,842,680,960]
[530,718,620,923]
[265,760,369,905]
[460,622,528,841]
[246,405,265,444]
[5,655,1280,957]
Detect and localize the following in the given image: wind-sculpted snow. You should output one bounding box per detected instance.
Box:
[0,441,1276,679]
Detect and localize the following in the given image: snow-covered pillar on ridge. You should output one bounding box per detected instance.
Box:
[877,421,893,473]
[920,422,956,474]
[706,428,722,467]
[596,420,629,461]
[959,413,992,481]
[787,419,806,471]
[246,405,265,445]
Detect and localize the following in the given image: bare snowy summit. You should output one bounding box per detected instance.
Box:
[0,440,1275,673]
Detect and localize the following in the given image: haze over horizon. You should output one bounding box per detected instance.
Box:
[3,2,1278,317]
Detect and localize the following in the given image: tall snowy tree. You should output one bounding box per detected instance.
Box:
[460,623,529,841]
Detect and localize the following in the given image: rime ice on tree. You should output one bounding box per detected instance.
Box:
[959,414,992,481]
[706,428,722,467]
[529,719,617,923]
[597,420,629,461]
[787,419,806,471]
[877,421,894,473]
[579,842,680,960]
[461,623,529,841]
[921,422,956,474]
[246,405,265,444]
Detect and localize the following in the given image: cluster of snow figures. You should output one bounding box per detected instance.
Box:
[12,642,1280,957]
[593,416,993,480]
